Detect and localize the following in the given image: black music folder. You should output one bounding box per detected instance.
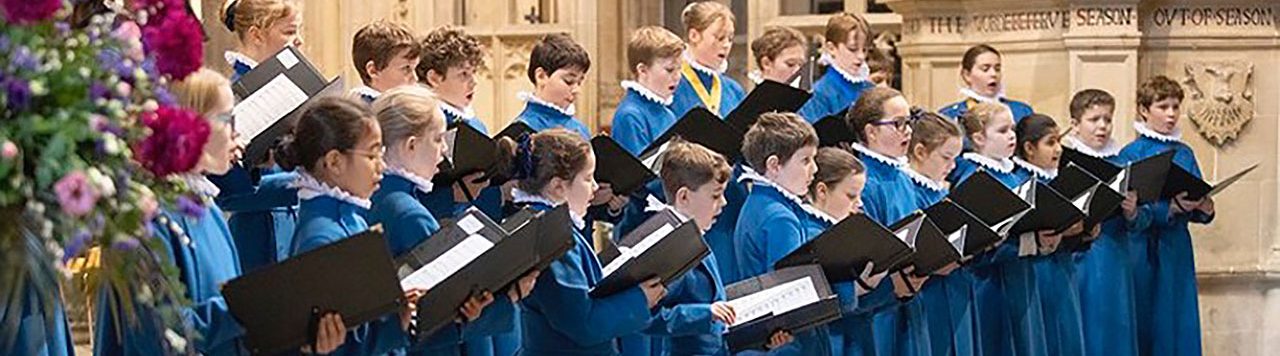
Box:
[1059,147,1123,181]
[1009,181,1087,235]
[590,210,709,298]
[643,107,743,161]
[923,199,1000,256]
[393,209,522,339]
[435,122,503,186]
[1126,151,1175,203]
[1051,163,1125,230]
[495,121,535,141]
[723,265,842,353]
[231,46,344,166]
[591,135,658,196]
[1161,163,1258,200]
[813,110,855,148]
[773,213,919,281]
[725,80,812,132]
[906,217,966,277]
[222,227,404,355]
[948,171,1033,237]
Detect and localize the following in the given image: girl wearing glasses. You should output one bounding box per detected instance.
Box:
[939,44,1035,124]
[842,86,930,356]
[279,96,418,355]
[949,102,1045,356]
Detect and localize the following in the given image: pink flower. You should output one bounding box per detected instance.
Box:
[1,140,16,159]
[1,0,62,24]
[55,171,99,217]
[138,192,158,220]
[134,106,210,177]
[141,5,203,80]
[112,21,141,42]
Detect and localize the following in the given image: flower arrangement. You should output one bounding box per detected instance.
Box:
[1,0,211,352]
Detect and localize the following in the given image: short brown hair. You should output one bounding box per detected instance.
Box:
[352,20,420,84]
[845,86,904,143]
[961,44,1000,74]
[958,102,1011,139]
[1136,75,1184,110]
[742,112,819,172]
[824,12,869,46]
[659,140,732,199]
[517,128,592,195]
[372,86,445,147]
[627,26,685,77]
[867,48,894,76]
[221,0,299,38]
[909,111,962,155]
[528,33,591,83]
[809,147,864,199]
[1068,89,1116,120]
[750,26,807,67]
[682,1,735,34]
[417,25,484,85]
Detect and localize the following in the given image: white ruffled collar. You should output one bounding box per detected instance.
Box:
[963,152,1015,173]
[643,195,691,223]
[293,171,372,209]
[1063,134,1120,158]
[510,187,584,228]
[181,173,221,197]
[1012,157,1057,180]
[439,101,477,122]
[518,91,576,117]
[1134,121,1182,143]
[737,166,839,225]
[683,50,728,75]
[849,142,907,168]
[350,86,381,100]
[959,86,1006,105]
[224,51,258,69]
[819,53,872,85]
[621,80,673,106]
[901,166,946,192]
[384,165,434,194]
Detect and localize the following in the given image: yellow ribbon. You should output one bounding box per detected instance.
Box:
[682,61,722,115]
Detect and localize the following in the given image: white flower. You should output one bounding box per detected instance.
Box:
[29,80,47,96]
[102,134,122,155]
[142,99,158,112]
[164,329,189,351]
[87,167,117,196]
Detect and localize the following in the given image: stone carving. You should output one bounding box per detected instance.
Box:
[1181,60,1255,146]
[503,40,536,81]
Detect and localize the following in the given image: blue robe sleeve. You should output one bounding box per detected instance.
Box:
[611,108,651,156]
[761,215,806,267]
[210,166,299,213]
[423,297,516,347]
[522,248,653,346]
[183,297,246,354]
[341,316,410,356]
[643,303,720,337]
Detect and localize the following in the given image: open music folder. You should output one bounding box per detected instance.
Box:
[591,135,658,196]
[1009,180,1088,235]
[923,199,1000,256]
[435,122,503,187]
[591,209,709,298]
[723,264,842,353]
[812,109,855,148]
[222,227,403,355]
[1161,162,1258,200]
[1052,163,1125,230]
[948,171,1034,237]
[773,212,920,282]
[724,80,812,132]
[643,107,744,162]
[906,217,966,277]
[231,46,344,166]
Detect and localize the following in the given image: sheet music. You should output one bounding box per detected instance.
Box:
[457,214,485,235]
[232,74,309,141]
[400,234,495,291]
[994,209,1030,236]
[726,277,821,328]
[600,223,677,278]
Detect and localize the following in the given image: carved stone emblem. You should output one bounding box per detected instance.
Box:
[1181,60,1255,146]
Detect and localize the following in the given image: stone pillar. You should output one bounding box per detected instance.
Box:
[1062,0,1141,141]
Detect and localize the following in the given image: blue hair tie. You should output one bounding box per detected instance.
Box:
[512,133,538,181]
[223,0,240,32]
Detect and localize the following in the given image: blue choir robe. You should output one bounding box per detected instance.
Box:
[1119,125,1213,356]
[367,172,517,356]
[708,165,751,285]
[903,167,980,356]
[350,86,381,104]
[670,59,746,118]
[292,190,410,356]
[797,66,875,123]
[226,51,255,82]
[801,212,868,356]
[94,193,246,355]
[1065,138,1143,356]
[514,200,654,356]
[4,276,75,356]
[612,81,678,156]
[1014,159,1086,356]
[612,180,670,356]
[515,96,591,140]
[207,165,299,273]
[732,173,833,356]
[849,144,928,356]
[948,154,1045,356]
[938,97,1034,123]
[642,243,732,355]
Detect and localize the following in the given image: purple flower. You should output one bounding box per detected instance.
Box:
[1,0,62,24]
[62,230,91,264]
[89,82,111,101]
[5,77,33,110]
[112,237,140,251]
[0,36,10,52]
[175,194,204,218]
[153,86,175,106]
[54,170,99,217]
[141,7,203,80]
[12,47,38,71]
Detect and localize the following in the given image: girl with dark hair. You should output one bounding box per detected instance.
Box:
[939,44,1035,123]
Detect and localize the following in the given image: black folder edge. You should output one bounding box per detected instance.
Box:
[772,213,913,283]
[948,171,1033,237]
[222,227,403,355]
[908,217,963,277]
[724,264,841,353]
[813,110,854,148]
[922,199,1001,257]
[588,221,709,298]
[1127,150,1175,203]
[725,80,812,132]
[434,123,498,186]
[1010,182,1087,235]
[642,107,743,162]
[591,135,658,196]
[232,46,342,166]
